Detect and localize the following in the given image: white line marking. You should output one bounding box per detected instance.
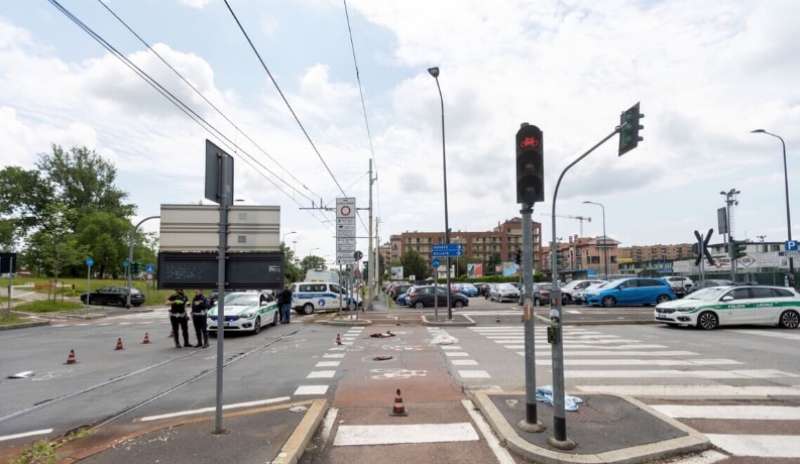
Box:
[730,329,800,341]
[451,359,479,366]
[458,370,491,379]
[537,359,742,367]
[0,428,53,442]
[462,399,515,464]
[328,347,346,351]
[307,370,336,379]
[139,397,290,422]
[340,341,353,345]
[51,324,68,328]
[333,423,479,446]
[441,346,463,350]
[511,344,668,350]
[567,310,582,315]
[653,404,800,420]
[324,353,345,358]
[119,322,131,326]
[706,433,800,458]
[577,385,800,397]
[294,385,329,395]
[315,361,341,367]
[537,350,699,357]
[320,407,339,444]
[445,352,469,357]
[662,450,727,464]
[566,369,798,379]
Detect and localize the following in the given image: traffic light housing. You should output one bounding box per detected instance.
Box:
[618,102,644,156]
[732,240,747,260]
[516,123,544,205]
[515,249,522,265]
[131,262,140,274]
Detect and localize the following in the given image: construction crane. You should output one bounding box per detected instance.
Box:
[535,214,592,236]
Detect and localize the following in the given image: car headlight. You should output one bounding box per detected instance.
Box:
[242,312,255,319]
[675,307,695,312]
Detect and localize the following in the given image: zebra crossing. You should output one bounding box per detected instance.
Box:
[469,325,800,461]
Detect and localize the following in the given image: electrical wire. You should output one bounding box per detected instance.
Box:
[47,0,333,230]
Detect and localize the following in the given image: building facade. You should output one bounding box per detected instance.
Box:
[618,244,694,263]
[388,218,542,272]
[543,235,621,277]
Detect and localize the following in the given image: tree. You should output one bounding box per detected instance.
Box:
[300,255,326,274]
[0,166,54,244]
[74,211,129,278]
[400,249,429,280]
[486,253,502,276]
[281,243,302,284]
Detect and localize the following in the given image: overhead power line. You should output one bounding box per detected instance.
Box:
[47,0,333,230]
[94,0,323,205]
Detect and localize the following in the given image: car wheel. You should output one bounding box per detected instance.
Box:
[302,303,314,315]
[253,316,261,334]
[454,300,464,308]
[602,296,616,308]
[779,310,800,329]
[271,311,278,327]
[697,311,719,330]
[656,294,670,304]
[414,301,424,309]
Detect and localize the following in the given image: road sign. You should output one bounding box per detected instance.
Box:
[123,259,130,268]
[693,229,715,266]
[432,243,463,257]
[785,240,798,252]
[0,253,17,274]
[431,258,440,269]
[205,140,234,206]
[336,197,357,264]
[85,257,94,268]
[717,208,728,235]
[145,263,155,274]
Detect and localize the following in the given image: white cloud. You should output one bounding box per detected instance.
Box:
[178,0,211,9]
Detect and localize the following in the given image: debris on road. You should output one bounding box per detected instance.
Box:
[7,370,35,379]
[373,355,393,361]
[430,334,458,345]
[370,330,396,338]
[536,385,583,412]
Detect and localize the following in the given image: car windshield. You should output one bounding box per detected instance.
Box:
[498,283,516,290]
[685,287,730,301]
[224,293,259,306]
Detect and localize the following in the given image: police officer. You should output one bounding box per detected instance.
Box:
[166,289,190,348]
[278,286,292,324]
[191,290,210,348]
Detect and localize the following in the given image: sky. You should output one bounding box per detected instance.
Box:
[1,0,799,266]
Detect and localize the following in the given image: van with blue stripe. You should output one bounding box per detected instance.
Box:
[291,281,343,315]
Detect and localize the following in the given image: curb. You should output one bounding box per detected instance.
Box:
[533,314,654,326]
[272,398,328,464]
[0,320,50,331]
[421,313,476,327]
[470,390,710,464]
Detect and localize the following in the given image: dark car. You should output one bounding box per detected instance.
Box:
[389,284,411,299]
[81,287,145,307]
[407,286,469,309]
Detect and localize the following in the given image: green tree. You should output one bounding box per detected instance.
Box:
[400,249,429,280]
[0,166,54,246]
[300,255,326,274]
[74,211,129,278]
[281,243,302,284]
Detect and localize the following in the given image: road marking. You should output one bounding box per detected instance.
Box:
[567,310,582,314]
[340,341,353,345]
[535,350,699,357]
[294,385,329,395]
[51,324,68,328]
[506,344,668,350]
[730,329,800,341]
[458,370,491,379]
[462,399,515,464]
[324,353,345,359]
[441,345,463,350]
[333,423,479,446]
[139,396,290,422]
[320,407,339,445]
[577,385,800,397]
[653,404,800,420]
[328,347,346,351]
[706,434,800,458]
[451,359,479,366]
[97,323,112,327]
[307,370,336,379]
[536,358,742,367]
[566,369,798,379]
[662,450,727,464]
[0,428,53,442]
[315,361,341,367]
[119,322,132,326]
[445,352,469,357]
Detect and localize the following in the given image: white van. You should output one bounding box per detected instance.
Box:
[291,281,344,314]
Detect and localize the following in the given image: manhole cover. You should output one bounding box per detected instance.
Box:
[373,355,393,361]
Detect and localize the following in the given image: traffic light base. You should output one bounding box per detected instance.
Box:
[517,419,545,433]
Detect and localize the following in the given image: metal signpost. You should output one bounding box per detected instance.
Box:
[432,257,441,321]
[2,253,16,317]
[205,139,234,435]
[694,229,715,284]
[432,244,462,319]
[337,197,356,314]
[85,257,94,307]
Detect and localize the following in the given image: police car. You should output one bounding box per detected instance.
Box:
[207,292,278,334]
[654,285,800,330]
[291,282,345,315]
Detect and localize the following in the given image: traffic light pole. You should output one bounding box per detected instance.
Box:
[126,215,159,308]
[549,127,619,449]
[519,204,544,432]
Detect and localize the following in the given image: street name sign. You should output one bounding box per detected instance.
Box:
[432,243,463,257]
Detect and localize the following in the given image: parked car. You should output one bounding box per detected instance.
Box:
[407,286,469,309]
[483,283,497,299]
[561,280,606,304]
[80,287,144,307]
[208,292,278,334]
[458,283,479,297]
[574,281,607,304]
[477,283,492,297]
[490,283,521,302]
[389,284,411,299]
[655,285,800,330]
[585,278,676,307]
[396,292,409,306]
[664,276,695,297]
[688,279,735,294]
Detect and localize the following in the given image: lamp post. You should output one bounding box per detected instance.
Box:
[428,65,452,319]
[583,201,608,280]
[126,216,159,308]
[751,129,794,276]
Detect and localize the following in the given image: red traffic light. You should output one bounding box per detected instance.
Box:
[520,136,539,149]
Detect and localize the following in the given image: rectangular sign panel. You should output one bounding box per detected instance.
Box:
[0,252,17,274]
[204,139,234,206]
[336,197,357,264]
[159,204,280,252]
[717,207,728,235]
[432,243,464,257]
[157,252,283,290]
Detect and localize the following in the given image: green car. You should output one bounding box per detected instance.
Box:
[208,292,278,334]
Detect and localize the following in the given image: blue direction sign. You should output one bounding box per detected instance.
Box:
[432,243,464,258]
[122,259,130,268]
[85,257,94,268]
[145,263,155,274]
[785,240,798,252]
[431,258,441,269]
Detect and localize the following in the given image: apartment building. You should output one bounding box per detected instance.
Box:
[618,243,694,263]
[543,235,621,277]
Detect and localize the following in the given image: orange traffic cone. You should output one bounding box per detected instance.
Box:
[391,388,408,416]
[336,333,342,345]
[114,337,124,351]
[65,349,77,365]
[141,332,151,344]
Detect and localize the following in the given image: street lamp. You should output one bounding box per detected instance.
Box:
[583,201,608,280]
[428,65,452,319]
[751,129,794,276]
[126,215,159,308]
[282,231,297,243]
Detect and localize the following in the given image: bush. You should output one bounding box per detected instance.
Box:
[14,300,83,313]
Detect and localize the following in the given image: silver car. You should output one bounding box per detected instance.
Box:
[490,283,520,302]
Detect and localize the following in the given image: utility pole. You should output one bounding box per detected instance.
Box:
[722,189,740,282]
[374,217,381,298]
[367,159,376,310]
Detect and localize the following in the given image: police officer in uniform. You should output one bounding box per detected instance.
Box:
[191,290,210,348]
[166,289,190,348]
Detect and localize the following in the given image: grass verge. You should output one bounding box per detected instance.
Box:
[0,312,24,326]
[11,427,93,464]
[13,300,83,313]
